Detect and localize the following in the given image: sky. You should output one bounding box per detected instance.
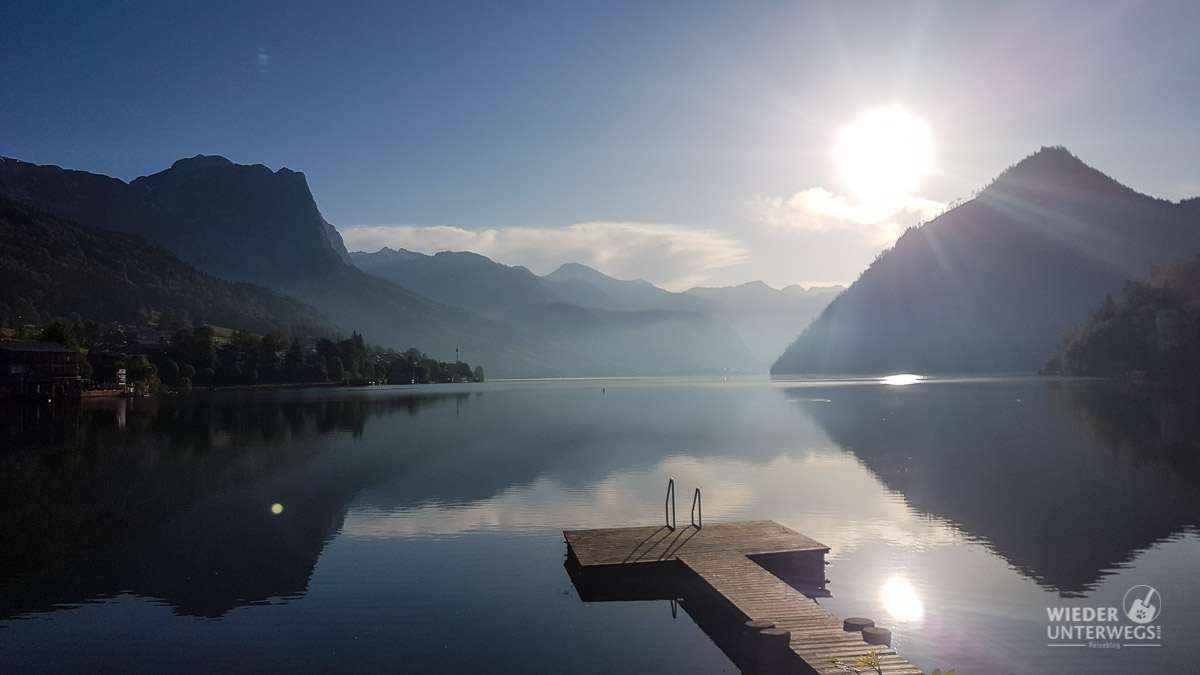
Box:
[3,1,1199,291]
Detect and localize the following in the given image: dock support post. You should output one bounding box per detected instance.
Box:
[863,625,892,646]
[756,626,792,673]
[843,616,875,632]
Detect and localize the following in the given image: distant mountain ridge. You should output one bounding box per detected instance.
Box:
[352,248,556,316]
[351,248,841,370]
[772,147,1200,374]
[352,249,758,373]
[541,262,672,311]
[667,282,843,364]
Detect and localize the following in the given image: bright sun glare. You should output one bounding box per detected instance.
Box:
[835,107,933,202]
[882,373,924,386]
[881,576,925,622]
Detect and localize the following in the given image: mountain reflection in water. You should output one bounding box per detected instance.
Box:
[789,378,1200,596]
[0,390,471,618]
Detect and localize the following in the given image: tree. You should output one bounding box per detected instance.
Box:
[1044,254,1200,378]
[169,325,218,377]
[283,339,303,380]
[81,320,101,350]
[38,320,79,349]
[259,334,282,381]
[158,307,192,332]
[120,356,161,393]
[315,338,340,365]
[328,356,345,383]
[338,332,367,378]
[161,359,182,386]
[426,360,447,383]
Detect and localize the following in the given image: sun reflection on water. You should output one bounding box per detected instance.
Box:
[881,374,924,386]
[881,576,924,621]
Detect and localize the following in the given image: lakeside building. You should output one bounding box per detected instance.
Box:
[0,339,79,398]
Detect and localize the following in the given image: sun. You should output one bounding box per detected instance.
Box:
[834,107,933,202]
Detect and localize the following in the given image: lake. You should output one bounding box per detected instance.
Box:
[1,377,1197,674]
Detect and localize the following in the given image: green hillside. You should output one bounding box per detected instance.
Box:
[1044,253,1200,378]
[0,196,337,337]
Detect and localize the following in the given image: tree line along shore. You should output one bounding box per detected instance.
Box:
[2,317,483,398]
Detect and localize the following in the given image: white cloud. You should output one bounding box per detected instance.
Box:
[338,191,945,293]
[257,48,270,74]
[341,221,748,292]
[749,187,945,247]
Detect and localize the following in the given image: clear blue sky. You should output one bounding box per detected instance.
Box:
[4,1,1199,290]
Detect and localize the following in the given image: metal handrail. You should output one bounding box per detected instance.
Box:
[691,487,702,529]
[665,478,676,531]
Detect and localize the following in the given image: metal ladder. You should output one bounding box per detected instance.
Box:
[664,478,702,531]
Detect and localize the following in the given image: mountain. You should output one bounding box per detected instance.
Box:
[351,248,842,372]
[352,248,556,316]
[353,247,428,265]
[0,155,574,377]
[772,147,1200,375]
[535,266,841,365]
[662,282,843,366]
[541,262,672,311]
[677,281,843,318]
[0,155,349,286]
[0,195,336,337]
[132,155,353,283]
[496,302,756,375]
[351,249,758,373]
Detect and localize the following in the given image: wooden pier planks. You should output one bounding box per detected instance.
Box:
[678,551,923,675]
[564,520,828,567]
[564,521,924,675]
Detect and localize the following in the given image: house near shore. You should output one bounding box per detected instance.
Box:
[0,339,79,398]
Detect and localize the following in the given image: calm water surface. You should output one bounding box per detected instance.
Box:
[1,377,1197,674]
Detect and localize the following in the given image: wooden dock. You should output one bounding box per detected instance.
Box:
[564,521,923,674]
